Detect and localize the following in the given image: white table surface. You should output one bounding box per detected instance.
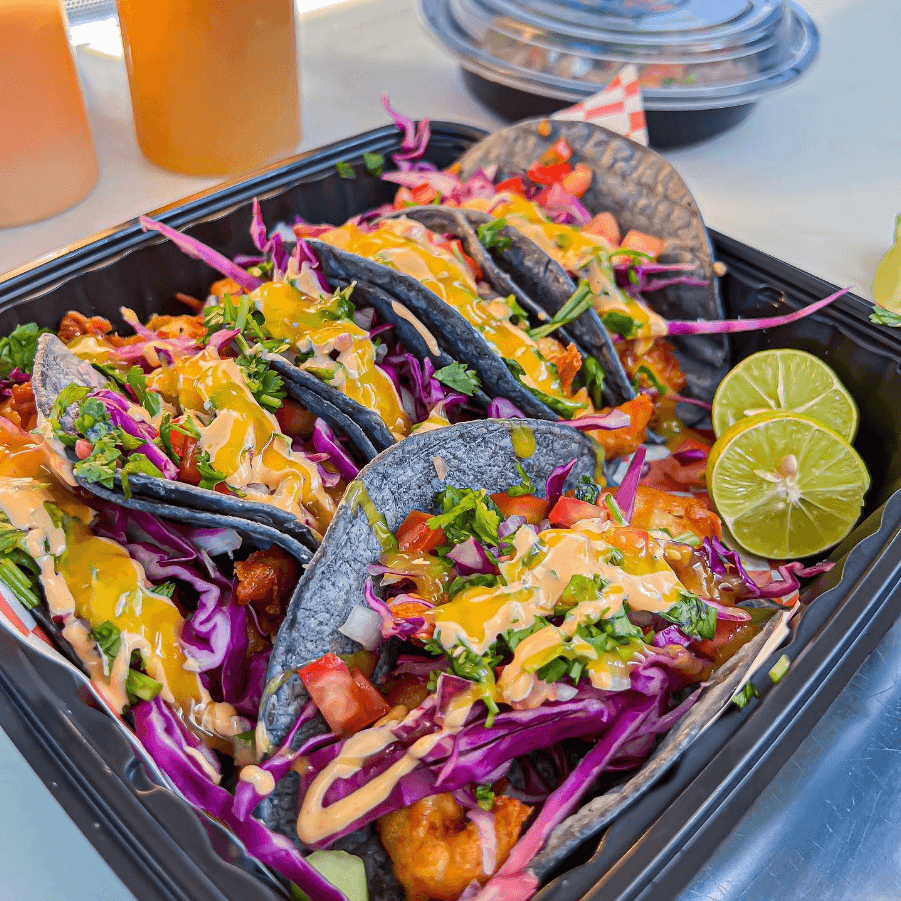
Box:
[0,1,899,899]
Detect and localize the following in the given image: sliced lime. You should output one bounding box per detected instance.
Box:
[707,411,869,559]
[711,349,858,443]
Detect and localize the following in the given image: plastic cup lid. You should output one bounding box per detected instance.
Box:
[423,0,819,110]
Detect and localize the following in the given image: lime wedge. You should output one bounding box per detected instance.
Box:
[873,214,901,311]
[707,411,869,559]
[711,349,858,442]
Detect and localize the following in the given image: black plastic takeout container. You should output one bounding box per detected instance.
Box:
[2,123,901,901]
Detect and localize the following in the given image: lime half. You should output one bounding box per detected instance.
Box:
[707,411,869,559]
[712,349,858,442]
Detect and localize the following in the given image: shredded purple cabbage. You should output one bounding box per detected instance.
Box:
[139,216,262,293]
[558,409,631,432]
[487,398,526,419]
[311,419,358,482]
[616,446,646,523]
[545,460,576,508]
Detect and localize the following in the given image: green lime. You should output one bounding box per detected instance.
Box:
[873,214,901,311]
[707,411,869,559]
[711,349,858,443]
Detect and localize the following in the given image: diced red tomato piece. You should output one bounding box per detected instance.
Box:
[495,176,527,197]
[173,434,202,486]
[691,618,760,668]
[396,510,446,553]
[298,652,391,737]
[583,212,621,246]
[527,160,572,187]
[548,496,605,528]
[74,438,93,460]
[275,400,316,438]
[616,230,665,261]
[560,163,592,198]
[490,492,550,526]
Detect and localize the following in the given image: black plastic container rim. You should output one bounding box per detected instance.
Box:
[1,121,899,901]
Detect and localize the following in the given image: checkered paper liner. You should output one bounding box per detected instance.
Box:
[552,64,648,146]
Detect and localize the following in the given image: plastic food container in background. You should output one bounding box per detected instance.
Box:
[421,0,819,147]
[116,0,300,177]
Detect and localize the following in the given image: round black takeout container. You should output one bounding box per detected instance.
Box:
[422,0,819,147]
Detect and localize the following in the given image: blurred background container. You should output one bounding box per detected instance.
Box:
[0,0,99,227]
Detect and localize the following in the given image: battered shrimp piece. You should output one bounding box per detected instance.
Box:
[617,336,686,397]
[536,338,583,395]
[592,393,654,460]
[145,313,207,342]
[378,793,532,901]
[234,547,299,636]
[628,485,721,542]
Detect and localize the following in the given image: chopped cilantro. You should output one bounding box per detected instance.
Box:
[448,573,500,600]
[573,474,602,504]
[363,152,385,176]
[153,581,177,599]
[126,367,162,417]
[475,783,496,811]
[119,453,164,500]
[0,322,50,377]
[429,487,502,546]
[236,353,286,413]
[476,218,513,252]
[560,573,609,606]
[601,311,640,340]
[336,161,356,179]
[433,361,481,397]
[659,592,717,641]
[126,669,163,703]
[870,305,901,327]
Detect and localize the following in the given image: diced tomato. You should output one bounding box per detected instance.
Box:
[396,510,446,553]
[527,160,572,187]
[539,137,574,166]
[490,492,549,526]
[548,496,604,528]
[495,176,527,197]
[275,400,316,438]
[583,212,621,246]
[298,652,391,737]
[560,163,593,198]
[436,238,483,281]
[691,618,760,668]
[74,438,93,460]
[175,436,202,486]
[616,230,665,261]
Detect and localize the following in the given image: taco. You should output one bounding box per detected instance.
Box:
[256,420,783,901]
[33,331,350,549]
[141,208,491,454]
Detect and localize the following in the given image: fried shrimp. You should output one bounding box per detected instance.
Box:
[378,793,531,901]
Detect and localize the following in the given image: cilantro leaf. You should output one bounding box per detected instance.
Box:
[336,161,356,179]
[659,592,717,641]
[363,152,385,176]
[475,783,496,811]
[573,474,602,504]
[601,311,640,340]
[119,454,164,500]
[476,218,513,252]
[236,353,286,413]
[870,305,901,327]
[448,573,499,600]
[89,620,122,665]
[429,486,502,547]
[433,362,481,397]
[560,573,609,606]
[0,323,51,377]
[126,669,163,703]
[126,366,162,417]
[74,438,122,489]
[632,364,668,397]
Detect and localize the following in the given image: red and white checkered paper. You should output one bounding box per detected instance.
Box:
[552,64,648,146]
